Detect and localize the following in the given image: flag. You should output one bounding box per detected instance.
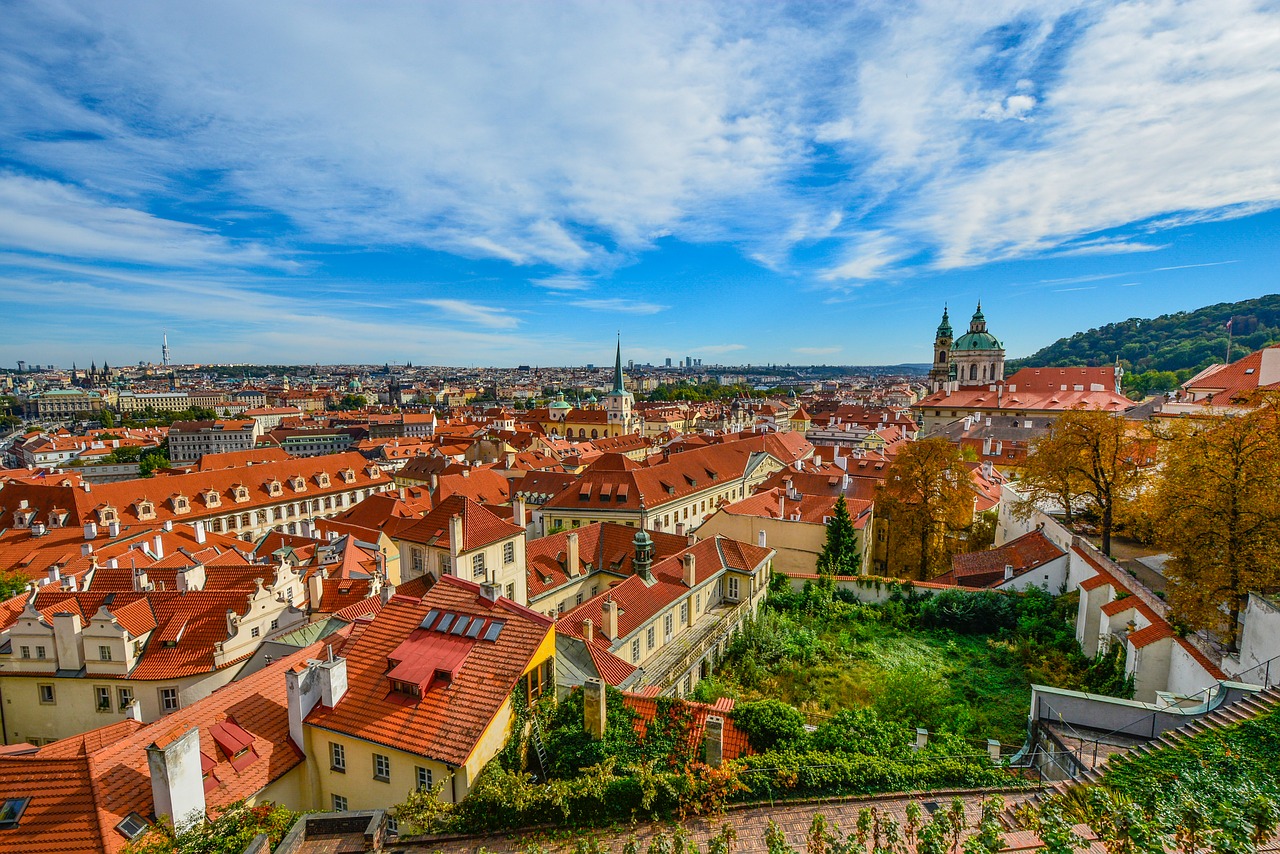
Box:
[1226,319,1233,332]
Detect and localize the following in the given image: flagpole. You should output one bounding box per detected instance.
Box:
[1225,319,1233,365]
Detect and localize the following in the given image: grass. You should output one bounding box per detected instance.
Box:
[695,583,1100,748]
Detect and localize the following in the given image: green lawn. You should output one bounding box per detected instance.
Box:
[695,582,1115,748]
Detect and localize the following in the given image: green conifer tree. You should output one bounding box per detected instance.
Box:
[816,495,862,576]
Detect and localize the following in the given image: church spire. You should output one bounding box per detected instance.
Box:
[612,335,624,394]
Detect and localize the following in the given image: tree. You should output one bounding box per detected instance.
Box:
[1150,401,1280,650]
[815,495,862,576]
[98,409,115,428]
[1016,408,1148,556]
[338,394,367,410]
[876,438,974,579]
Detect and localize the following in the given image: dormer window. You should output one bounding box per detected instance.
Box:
[232,485,250,503]
[316,472,331,488]
[340,468,356,484]
[136,501,155,521]
[204,490,221,508]
[172,495,190,514]
[289,476,306,492]
[0,798,30,829]
[365,466,381,479]
[267,480,283,497]
[98,506,117,525]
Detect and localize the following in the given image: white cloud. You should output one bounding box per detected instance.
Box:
[821,231,907,281]
[532,275,595,292]
[570,298,668,315]
[418,299,519,329]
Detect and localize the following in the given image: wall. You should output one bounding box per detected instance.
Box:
[782,573,962,605]
[994,553,1071,594]
[1225,593,1280,686]
[695,513,831,576]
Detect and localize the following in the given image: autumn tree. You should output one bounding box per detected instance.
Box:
[1151,400,1280,650]
[816,495,862,575]
[1016,408,1148,556]
[876,438,974,580]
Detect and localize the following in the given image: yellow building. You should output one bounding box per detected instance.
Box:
[297,575,555,808]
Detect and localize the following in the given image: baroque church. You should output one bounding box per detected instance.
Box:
[927,303,1006,393]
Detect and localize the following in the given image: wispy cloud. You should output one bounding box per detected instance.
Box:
[418,299,519,329]
[1153,260,1240,272]
[570,298,668,315]
[531,275,595,292]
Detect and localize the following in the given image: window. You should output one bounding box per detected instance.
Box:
[575,593,583,606]
[441,554,451,573]
[416,766,433,790]
[99,644,113,661]
[727,576,740,600]
[115,812,148,840]
[680,602,688,624]
[505,583,514,600]
[250,626,260,638]
[0,798,30,830]
[270,619,279,630]
[38,684,55,705]
[160,687,179,713]
[412,549,424,574]
[96,686,111,711]
[646,626,655,650]
[503,541,515,564]
[19,646,29,659]
[118,687,134,711]
[631,638,641,663]
[330,741,346,772]
[35,646,46,660]
[332,794,347,811]
[664,612,673,642]
[373,753,391,782]
[472,553,486,578]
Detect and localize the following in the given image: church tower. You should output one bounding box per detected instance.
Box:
[950,302,1005,387]
[603,338,634,434]
[928,306,953,393]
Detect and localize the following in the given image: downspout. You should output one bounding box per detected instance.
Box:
[450,765,458,804]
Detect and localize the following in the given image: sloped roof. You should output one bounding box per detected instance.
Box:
[525,522,690,600]
[392,494,522,552]
[938,530,1066,588]
[622,693,752,761]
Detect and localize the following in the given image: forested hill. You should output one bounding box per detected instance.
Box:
[1009,295,1280,385]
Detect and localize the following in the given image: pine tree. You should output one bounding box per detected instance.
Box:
[816,495,861,576]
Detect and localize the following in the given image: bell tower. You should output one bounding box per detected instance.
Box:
[928,306,954,392]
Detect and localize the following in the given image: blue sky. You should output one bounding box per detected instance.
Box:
[2,1,1279,368]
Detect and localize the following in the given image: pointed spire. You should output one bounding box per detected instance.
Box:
[936,304,953,339]
[612,335,624,394]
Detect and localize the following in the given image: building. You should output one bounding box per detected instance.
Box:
[167,420,260,463]
[914,365,1131,432]
[554,532,774,697]
[390,494,527,603]
[299,575,555,807]
[24,389,104,419]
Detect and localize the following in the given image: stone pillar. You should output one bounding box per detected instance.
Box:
[584,677,606,740]
[987,739,1001,763]
[914,728,928,751]
[704,715,724,768]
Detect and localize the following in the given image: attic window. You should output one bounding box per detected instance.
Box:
[341,468,356,483]
[316,473,331,488]
[1245,368,1255,374]
[173,496,189,513]
[205,490,221,508]
[115,812,148,840]
[483,620,505,642]
[391,679,422,698]
[0,798,29,829]
[136,501,155,520]
[290,476,306,492]
[268,480,283,497]
[233,486,250,503]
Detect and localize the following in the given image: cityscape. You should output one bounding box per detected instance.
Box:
[2,3,1280,854]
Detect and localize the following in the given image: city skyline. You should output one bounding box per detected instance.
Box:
[3,2,1279,366]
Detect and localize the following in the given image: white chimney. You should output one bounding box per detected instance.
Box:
[566,532,580,577]
[81,543,93,557]
[307,569,326,609]
[194,520,206,545]
[480,582,501,602]
[163,520,173,532]
[109,521,121,537]
[146,727,206,832]
[601,598,618,639]
[52,611,84,671]
[704,715,725,768]
[449,514,463,561]
[47,566,60,584]
[757,530,767,548]
[152,535,165,559]
[84,522,98,540]
[319,651,348,708]
[512,496,526,530]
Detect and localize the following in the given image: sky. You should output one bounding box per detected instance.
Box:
[2,1,1279,369]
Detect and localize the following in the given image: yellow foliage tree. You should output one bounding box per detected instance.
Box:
[1016,408,1149,556]
[876,438,974,580]
[1152,401,1280,650]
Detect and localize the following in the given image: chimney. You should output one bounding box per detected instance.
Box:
[47,566,60,585]
[84,522,98,540]
[52,611,84,671]
[152,535,165,559]
[124,699,143,723]
[429,473,439,492]
[109,521,121,537]
[566,532,580,577]
[307,568,326,609]
[583,618,594,644]
[299,520,312,539]
[505,451,515,469]
[703,715,725,768]
[81,542,93,557]
[675,522,685,536]
[448,514,463,561]
[319,649,349,708]
[194,520,206,545]
[163,520,174,532]
[1004,564,1014,581]
[601,598,618,639]
[778,494,785,520]
[583,677,606,740]
[380,583,396,605]
[512,496,526,530]
[146,727,206,832]
[480,582,501,602]
[176,562,206,593]
[757,529,767,548]
[683,553,696,588]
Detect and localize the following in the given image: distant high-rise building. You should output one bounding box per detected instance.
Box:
[665,358,672,368]
[162,332,171,367]
[685,356,692,369]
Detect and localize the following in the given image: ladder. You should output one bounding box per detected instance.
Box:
[530,715,551,782]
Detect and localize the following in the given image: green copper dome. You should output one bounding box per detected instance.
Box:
[549,391,572,410]
[952,302,1003,351]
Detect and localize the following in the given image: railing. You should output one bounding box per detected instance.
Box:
[653,596,755,692]
[1225,649,1280,688]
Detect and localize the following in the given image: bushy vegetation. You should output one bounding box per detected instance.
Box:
[122,801,299,854]
[702,578,1129,747]
[1009,293,1280,377]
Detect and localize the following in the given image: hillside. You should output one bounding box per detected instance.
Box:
[1009,294,1280,395]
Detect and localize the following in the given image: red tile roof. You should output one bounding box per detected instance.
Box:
[392,494,522,552]
[525,523,690,599]
[940,530,1066,588]
[621,693,752,761]
[306,575,553,766]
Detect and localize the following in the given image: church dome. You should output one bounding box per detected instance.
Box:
[952,330,1003,351]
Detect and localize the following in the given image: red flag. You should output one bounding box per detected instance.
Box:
[1226,319,1233,331]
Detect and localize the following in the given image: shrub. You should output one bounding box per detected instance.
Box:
[870,667,947,730]
[809,708,912,758]
[732,699,808,752]
[917,589,1018,635]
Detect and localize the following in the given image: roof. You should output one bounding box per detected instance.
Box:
[0,643,323,854]
[392,494,522,552]
[1181,345,1280,404]
[622,693,752,761]
[306,575,551,766]
[939,530,1066,588]
[524,522,690,600]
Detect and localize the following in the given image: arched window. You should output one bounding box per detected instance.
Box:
[591,429,598,439]
[969,364,978,381]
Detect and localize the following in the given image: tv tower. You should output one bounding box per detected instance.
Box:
[162,332,171,367]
